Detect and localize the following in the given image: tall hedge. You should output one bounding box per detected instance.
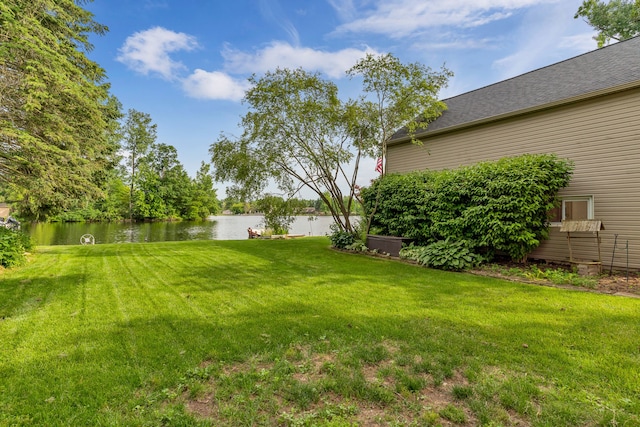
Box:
[361,154,574,261]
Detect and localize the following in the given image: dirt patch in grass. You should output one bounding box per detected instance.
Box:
[292,352,337,383]
[506,409,534,427]
[181,349,494,426]
[356,405,391,426]
[185,396,217,419]
[596,272,640,295]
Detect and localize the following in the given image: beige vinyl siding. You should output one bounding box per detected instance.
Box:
[387,87,640,269]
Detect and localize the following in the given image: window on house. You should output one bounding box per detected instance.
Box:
[549,196,594,224]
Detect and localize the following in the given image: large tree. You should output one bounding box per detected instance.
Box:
[0,0,120,218]
[575,0,640,47]
[346,54,452,175]
[210,54,451,233]
[187,162,220,220]
[121,109,157,220]
[132,143,220,221]
[138,142,190,220]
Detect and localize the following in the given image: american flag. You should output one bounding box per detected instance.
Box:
[375,157,383,174]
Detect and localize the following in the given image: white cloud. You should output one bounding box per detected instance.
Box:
[259,0,300,46]
[333,0,559,38]
[326,0,357,21]
[118,26,379,102]
[412,36,498,51]
[222,41,378,78]
[117,27,199,80]
[182,70,249,101]
[558,32,599,51]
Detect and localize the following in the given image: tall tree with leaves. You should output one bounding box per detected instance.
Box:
[210,54,451,233]
[186,162,220,220]
[0,0,120,219]
[121,109,157,220]
[575,0,640,47]
[346,54,452,174]
[140,142,190,219]
[255,195,305,235]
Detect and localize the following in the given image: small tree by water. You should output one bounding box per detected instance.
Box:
[256,196,305,235]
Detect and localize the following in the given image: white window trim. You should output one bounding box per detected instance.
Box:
[550,195,594,227]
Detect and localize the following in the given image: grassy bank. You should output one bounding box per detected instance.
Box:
[0,238,638,426]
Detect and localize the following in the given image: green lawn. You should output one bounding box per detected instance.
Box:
[0,238,638,426]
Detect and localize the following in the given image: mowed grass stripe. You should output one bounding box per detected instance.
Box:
[0,246,90,361]
[98,243,212,369]
[0,246,127,423]
[152,240,344,355]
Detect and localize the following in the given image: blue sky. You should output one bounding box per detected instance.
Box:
[84,0,596,195]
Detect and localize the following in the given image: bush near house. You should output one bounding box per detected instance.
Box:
[361,154,574,262]
[399,238,486,271]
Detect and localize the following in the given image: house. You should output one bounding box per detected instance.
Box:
[386,36,640,270]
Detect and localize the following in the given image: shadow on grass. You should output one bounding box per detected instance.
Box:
[0,304,405,424]
[2,285,639,425]
[0,273,87,318]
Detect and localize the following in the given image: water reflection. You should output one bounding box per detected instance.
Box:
[24,215,336,246]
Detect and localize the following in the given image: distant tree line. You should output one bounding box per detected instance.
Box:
[42,109,220,222]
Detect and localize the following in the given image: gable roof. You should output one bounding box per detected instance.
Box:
[391,36,640,142]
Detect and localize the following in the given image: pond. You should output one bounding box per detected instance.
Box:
[24,215,337,246]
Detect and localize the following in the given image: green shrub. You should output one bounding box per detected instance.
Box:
[49,207,104,222]
[400,239,483,271]
[0,228,33,268]
[362,154,573,261]
[361,171,436,244]
[329,223,356,249]
[345,240,368,252]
